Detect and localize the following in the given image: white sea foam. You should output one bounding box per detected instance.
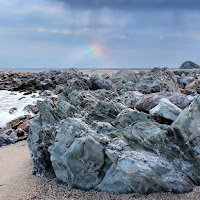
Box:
[0,90,42,128]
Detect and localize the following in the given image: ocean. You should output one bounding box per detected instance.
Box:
[0,90,42,128]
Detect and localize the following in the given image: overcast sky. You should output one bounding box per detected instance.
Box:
[0,0,200,69]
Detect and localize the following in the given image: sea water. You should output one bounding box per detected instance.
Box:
[0,90,42,128]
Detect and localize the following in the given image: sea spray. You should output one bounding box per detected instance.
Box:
[0,90,42,127]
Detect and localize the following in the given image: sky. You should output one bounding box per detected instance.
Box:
[0,0,200,69]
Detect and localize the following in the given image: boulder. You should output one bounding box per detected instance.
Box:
[9,107,17,114]
[27,70,200,195]
[0,129,18,147]
[137,68,179,94]
[179,76,195,88]
[90,74,114,90]
[135,92,191,113]
[149,98,182,122]
[109,69,136,83]
[114,73,139,95]
[23,105,38,114]
[179,61,200,69]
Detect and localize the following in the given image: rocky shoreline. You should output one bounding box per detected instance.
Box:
[1,67,200,195]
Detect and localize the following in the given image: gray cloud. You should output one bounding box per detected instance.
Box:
[50,0,200,10]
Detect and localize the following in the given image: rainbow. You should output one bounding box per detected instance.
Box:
[84,43,111,67]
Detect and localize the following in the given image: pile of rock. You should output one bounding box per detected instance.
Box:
[0,70,67,92]
[27,67,200,194]
[0,115,32,147]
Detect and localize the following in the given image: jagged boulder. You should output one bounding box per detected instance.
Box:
[135,92,191,113]
[90,74,114,90]
[149,98,182,122]
[0,129,18,147]
[172,95,200,165]
[114,73,139,95]
[109,69,136,83]
[138,68,179,94]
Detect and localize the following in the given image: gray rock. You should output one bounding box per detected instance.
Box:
[138,68,179,94]
[149,98,182,121]
[90,74,114,90]
[0,129,18,147]
[87,101,120,123]
[49,118,105,190]
[114,91,143,108]
[172,95,200,166]
[179,76,195,88]
[135,92,191,113]
[23,104,38,114]
[9,107,17,114]
[27,72,200,195]
[109,69,136,83]
[114,73,139,95]
[179,61,200,69]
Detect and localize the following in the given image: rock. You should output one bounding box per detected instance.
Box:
[0,129,18,147]
[138,68,179,94]
[6,115,33,129]
[149,98,182,122]
[27,70,200,195]
[179,61,200,69]
[109,69,136,83]
[87,101,120,123]
[135,92,191,113]
[114,73,139,95]
[180,88,197,96]
[23,105,38,114]
[16,128,25,136]
[9,107,17,114]
[114,91,143,108]
[179,76,195,88]
[90,74,114,90]
[49,118,105,190]
[185,80,200,91]
[172,95,200,166]
[67,77,92,91]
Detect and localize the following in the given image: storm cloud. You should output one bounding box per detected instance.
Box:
[51,0,200,10]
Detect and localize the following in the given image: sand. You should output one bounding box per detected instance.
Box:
[0,141,200,200]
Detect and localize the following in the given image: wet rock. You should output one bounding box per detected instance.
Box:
[138,68,179,94]
[23,105,38,114]
[135,92,191,113]
[6,115,33,129]
[9,107,17,114]
[149,98,182,122]
[16,128,25,137]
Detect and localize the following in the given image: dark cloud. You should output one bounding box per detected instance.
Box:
[50,0,200,10]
